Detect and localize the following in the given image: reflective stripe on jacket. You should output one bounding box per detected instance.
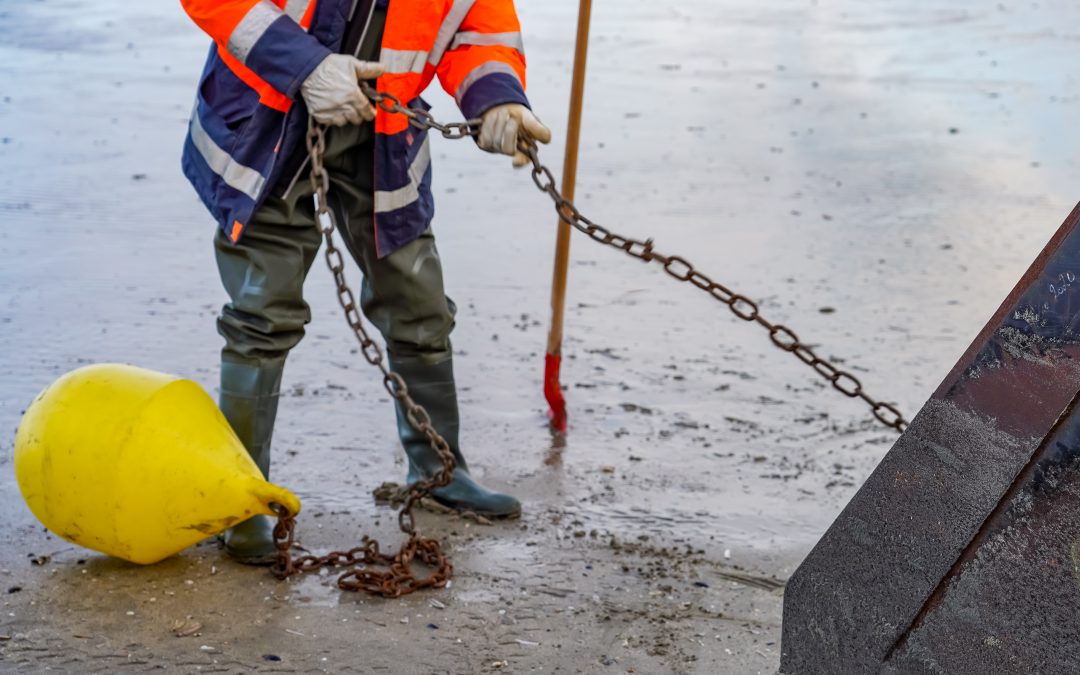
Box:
[180,0,530,256]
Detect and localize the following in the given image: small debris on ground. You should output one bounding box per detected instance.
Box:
[171,619,202,638]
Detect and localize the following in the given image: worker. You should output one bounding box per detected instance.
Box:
[179,0,551,564]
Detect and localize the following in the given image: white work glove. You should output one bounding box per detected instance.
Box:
[300,54,386,127]
[478,103,552,168]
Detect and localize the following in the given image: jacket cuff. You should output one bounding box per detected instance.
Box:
[459,72,531,121]
[246,16,332,99]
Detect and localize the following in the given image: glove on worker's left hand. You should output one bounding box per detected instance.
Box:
[478,103,552,168]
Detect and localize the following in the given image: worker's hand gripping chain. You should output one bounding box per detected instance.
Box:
[271,84,909,599]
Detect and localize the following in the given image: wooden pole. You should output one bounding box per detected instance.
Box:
[543,0,593,433]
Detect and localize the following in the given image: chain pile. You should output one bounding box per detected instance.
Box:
[270,83,909,597]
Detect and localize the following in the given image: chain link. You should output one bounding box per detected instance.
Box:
[362,83,482,140]
[272,84,909,596]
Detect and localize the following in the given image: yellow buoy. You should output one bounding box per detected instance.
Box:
[13,364,300,565]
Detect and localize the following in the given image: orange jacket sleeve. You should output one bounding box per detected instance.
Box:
[435,0,530,120]
[180,0,331,98]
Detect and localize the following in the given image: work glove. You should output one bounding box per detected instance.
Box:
[478,103,552,168]
[300,54,386,127]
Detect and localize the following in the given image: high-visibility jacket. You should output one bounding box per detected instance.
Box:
[180,0,530,256]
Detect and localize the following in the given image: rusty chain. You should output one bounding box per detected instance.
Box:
[269,110,462,598]
[513,140,908,434]
[271,82,908,597]
[356,82,906,432]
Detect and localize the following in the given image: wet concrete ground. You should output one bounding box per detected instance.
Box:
[3,0,1080,672]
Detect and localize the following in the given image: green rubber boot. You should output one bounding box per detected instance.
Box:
[391,355,521,518]
[219,357,284,565]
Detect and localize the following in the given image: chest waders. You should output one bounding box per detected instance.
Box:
[217,4,519,564]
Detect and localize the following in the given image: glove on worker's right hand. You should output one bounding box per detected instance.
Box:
[301,54,386,127]
[478,103,552,168]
